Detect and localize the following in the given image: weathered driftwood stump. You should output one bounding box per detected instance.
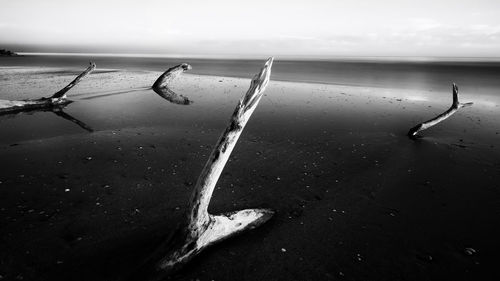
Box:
[152,63,193,105]
[129,58,275,281]
[408,83,473,138]
[0,62,96,114]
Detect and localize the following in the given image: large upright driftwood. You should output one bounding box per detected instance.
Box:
[408,83,473,138]
[130,58,275,281]
[152,63,192,105]
[0,62,96,114]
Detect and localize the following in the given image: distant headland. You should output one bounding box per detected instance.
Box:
[0,49,20,57]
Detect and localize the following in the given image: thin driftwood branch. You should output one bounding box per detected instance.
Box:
[152,63,192,105]
[51,62,96,99]
[129,57,275,281]
[408,83,473,138]
[0,62,96,114]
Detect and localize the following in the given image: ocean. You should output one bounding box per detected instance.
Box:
[2,54,500,96]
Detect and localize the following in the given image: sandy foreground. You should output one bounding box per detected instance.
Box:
[0,67,499,281]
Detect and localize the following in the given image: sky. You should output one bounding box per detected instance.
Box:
[1,0,500,58]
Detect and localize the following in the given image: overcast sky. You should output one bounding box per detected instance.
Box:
[1,0,500,57]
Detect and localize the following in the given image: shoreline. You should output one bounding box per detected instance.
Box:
[3,55,500,97]
[2,66,498,111]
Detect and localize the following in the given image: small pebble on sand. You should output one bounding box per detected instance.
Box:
[464,247,476,256]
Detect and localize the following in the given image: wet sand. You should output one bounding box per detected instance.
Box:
[0,67,499,281]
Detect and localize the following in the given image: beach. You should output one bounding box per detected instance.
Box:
[0,56,499,281]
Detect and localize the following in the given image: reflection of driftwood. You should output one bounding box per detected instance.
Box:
[0,62,96,114]
[0,106,94,132]
[408,83,473,138]
[153,87,191,105]
[129,58,275,281]
[52,108,94,132]
[152,63,192,105]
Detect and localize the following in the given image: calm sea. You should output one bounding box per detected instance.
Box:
[1,54,500,95]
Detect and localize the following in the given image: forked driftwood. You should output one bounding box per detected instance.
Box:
[152,63,193,105]
[408,83,473,138]
[0,62,96,114]
[129,58,275,280]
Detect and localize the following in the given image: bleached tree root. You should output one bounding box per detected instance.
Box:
[0,62,96,114]
[152,63,193,105]
[129,58,275,281]
[408,83,473,138]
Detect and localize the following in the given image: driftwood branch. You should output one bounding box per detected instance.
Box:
[408,83,473,138]
[152,63,192,89]
[129,58,275,281]
[152,63,192,105]
[0,62,96,114]
[52,62,96,99]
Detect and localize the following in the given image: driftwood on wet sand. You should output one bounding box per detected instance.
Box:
[0,62,96,114]
[129,58,275,281]
[408,83,473,138]
[152,63,193,105]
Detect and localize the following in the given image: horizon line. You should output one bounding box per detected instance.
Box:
[17,52,500,62]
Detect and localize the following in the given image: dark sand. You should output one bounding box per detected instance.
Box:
[0,67,499,281]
